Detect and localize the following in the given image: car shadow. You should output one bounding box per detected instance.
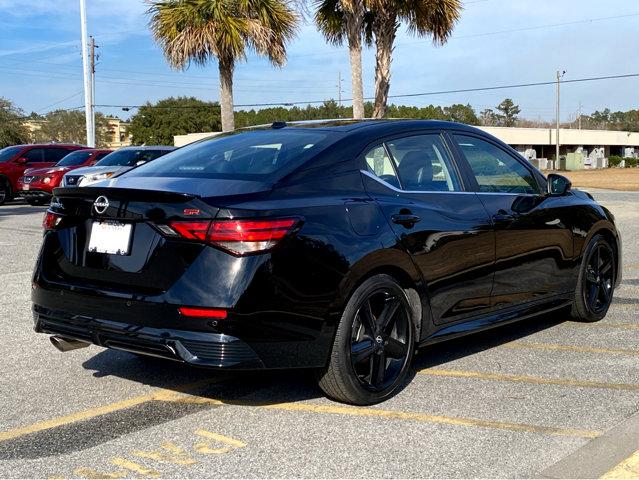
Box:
[82,311,568,407]
[0,199,48,219]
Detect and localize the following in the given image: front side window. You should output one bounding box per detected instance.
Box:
[45,148,72,163]
[386,135,461,192]
[23,148,45,163]
[454,135,540,194]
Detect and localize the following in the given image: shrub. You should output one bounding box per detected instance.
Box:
[609,155,623,167]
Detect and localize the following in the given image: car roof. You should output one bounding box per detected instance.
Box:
[117,145,176,151]
[8,143,87,149]
[247,118,484,135]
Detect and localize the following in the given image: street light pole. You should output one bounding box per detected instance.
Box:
[80,0,94,147]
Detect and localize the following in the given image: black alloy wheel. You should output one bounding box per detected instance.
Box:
[318,274,415,405]
[571,234,616,322]
[350,289,411,392]
[583,241,615,315]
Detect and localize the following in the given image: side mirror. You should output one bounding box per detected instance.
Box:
[547,173,572,196]
[15,157,27,165]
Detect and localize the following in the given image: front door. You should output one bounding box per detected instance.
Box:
[450,133,575,309]
[361,133,495,325]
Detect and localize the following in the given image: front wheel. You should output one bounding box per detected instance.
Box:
[571,234,616,322]
[0,183,10,206]
[317,274,416,405]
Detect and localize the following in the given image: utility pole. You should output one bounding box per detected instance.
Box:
[337,71,343,108]
[578,101,582,130]
[80,0,94,147]
[90,36,98,146]
[556,70,565,168]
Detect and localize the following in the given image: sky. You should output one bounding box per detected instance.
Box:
[0,0,637,122]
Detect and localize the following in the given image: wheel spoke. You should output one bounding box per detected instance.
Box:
[358,299,377,336]
[600,284,612,304]
[384,337,408,359]
[600,260,613,276]
[351,339,376,364]
[372,353,386,387]
[378,296,400,333]
[586,270,597,284]
[587,284,599,307]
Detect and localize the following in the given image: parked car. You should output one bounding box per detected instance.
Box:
[0,144,86,205]
[17,149,112,206]
[62,146,176,187]
[33,120,621,405]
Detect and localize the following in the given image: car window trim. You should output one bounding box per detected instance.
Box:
[357,130,471,194]
[447,130,543,195]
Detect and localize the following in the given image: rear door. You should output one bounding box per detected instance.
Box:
[361,132,495,325]
[450,132,575,309]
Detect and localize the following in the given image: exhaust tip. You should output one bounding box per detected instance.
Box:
[50,336,91,352]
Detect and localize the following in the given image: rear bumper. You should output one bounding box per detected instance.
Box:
[34,305,265,369]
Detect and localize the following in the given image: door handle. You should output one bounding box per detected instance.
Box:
[492,210,516,223]
[391,213,421,227]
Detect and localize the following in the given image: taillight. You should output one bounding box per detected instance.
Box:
[178,307,227,319]
[167,218,299,255]
[42,211,62,231]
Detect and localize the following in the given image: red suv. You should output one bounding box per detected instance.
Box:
[0,144,86,206]
[17,149,112,205]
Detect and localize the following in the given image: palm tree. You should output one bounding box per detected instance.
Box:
[148,0,298,132]
[314,0,370,119]
[369,0,462,118]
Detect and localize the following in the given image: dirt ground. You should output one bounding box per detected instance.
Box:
[544,169,639,191]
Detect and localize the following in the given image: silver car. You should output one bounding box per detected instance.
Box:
[62,146,176,187]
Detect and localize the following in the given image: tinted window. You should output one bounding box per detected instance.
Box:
[387,135,461,192]
[454,135,540,194]
[0,146,22,162]
[93,152,111,162]
[45,148,72,163]
[128,130,328,179]
[364,145,399,188]
[23,148,45,163]
[96,149,169,167]
[57,151,92,167]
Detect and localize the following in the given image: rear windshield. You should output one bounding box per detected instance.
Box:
[57,150,93,167]
[96,149,169,167]
[0,146,22,163]
[126,130,329,180]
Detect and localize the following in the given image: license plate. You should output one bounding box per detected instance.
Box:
[22,184,29,191]
[88,221,132,255]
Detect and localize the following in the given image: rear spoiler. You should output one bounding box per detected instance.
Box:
[52,187,198,203]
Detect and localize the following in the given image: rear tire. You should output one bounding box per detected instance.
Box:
[570,234,616,322]
[0,181,11,206]
[317,274,416,405]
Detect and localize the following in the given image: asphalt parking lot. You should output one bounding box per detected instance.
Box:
[0,189,637,479]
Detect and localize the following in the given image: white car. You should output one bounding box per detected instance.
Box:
[62,146,176,187]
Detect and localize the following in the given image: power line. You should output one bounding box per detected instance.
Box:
[82,71,639,112]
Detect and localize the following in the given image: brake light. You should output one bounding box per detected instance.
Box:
[168,218,299,255]
[42,211,62,231]
[178,307,227,319]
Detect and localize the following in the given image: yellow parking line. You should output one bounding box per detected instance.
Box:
[504,341,639,356]
[418,368,639,391]
[564,321,639,330]
[259,402,600,439]
[0,378,217,443]
[601,449,639,479]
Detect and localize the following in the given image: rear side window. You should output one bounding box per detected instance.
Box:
[453,135,540,194]
[386,135,461,192]
[45,148,73,163]
[364,145,399,188]
[128,130,328,179]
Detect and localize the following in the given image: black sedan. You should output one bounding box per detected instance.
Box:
[33,120,621,405]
